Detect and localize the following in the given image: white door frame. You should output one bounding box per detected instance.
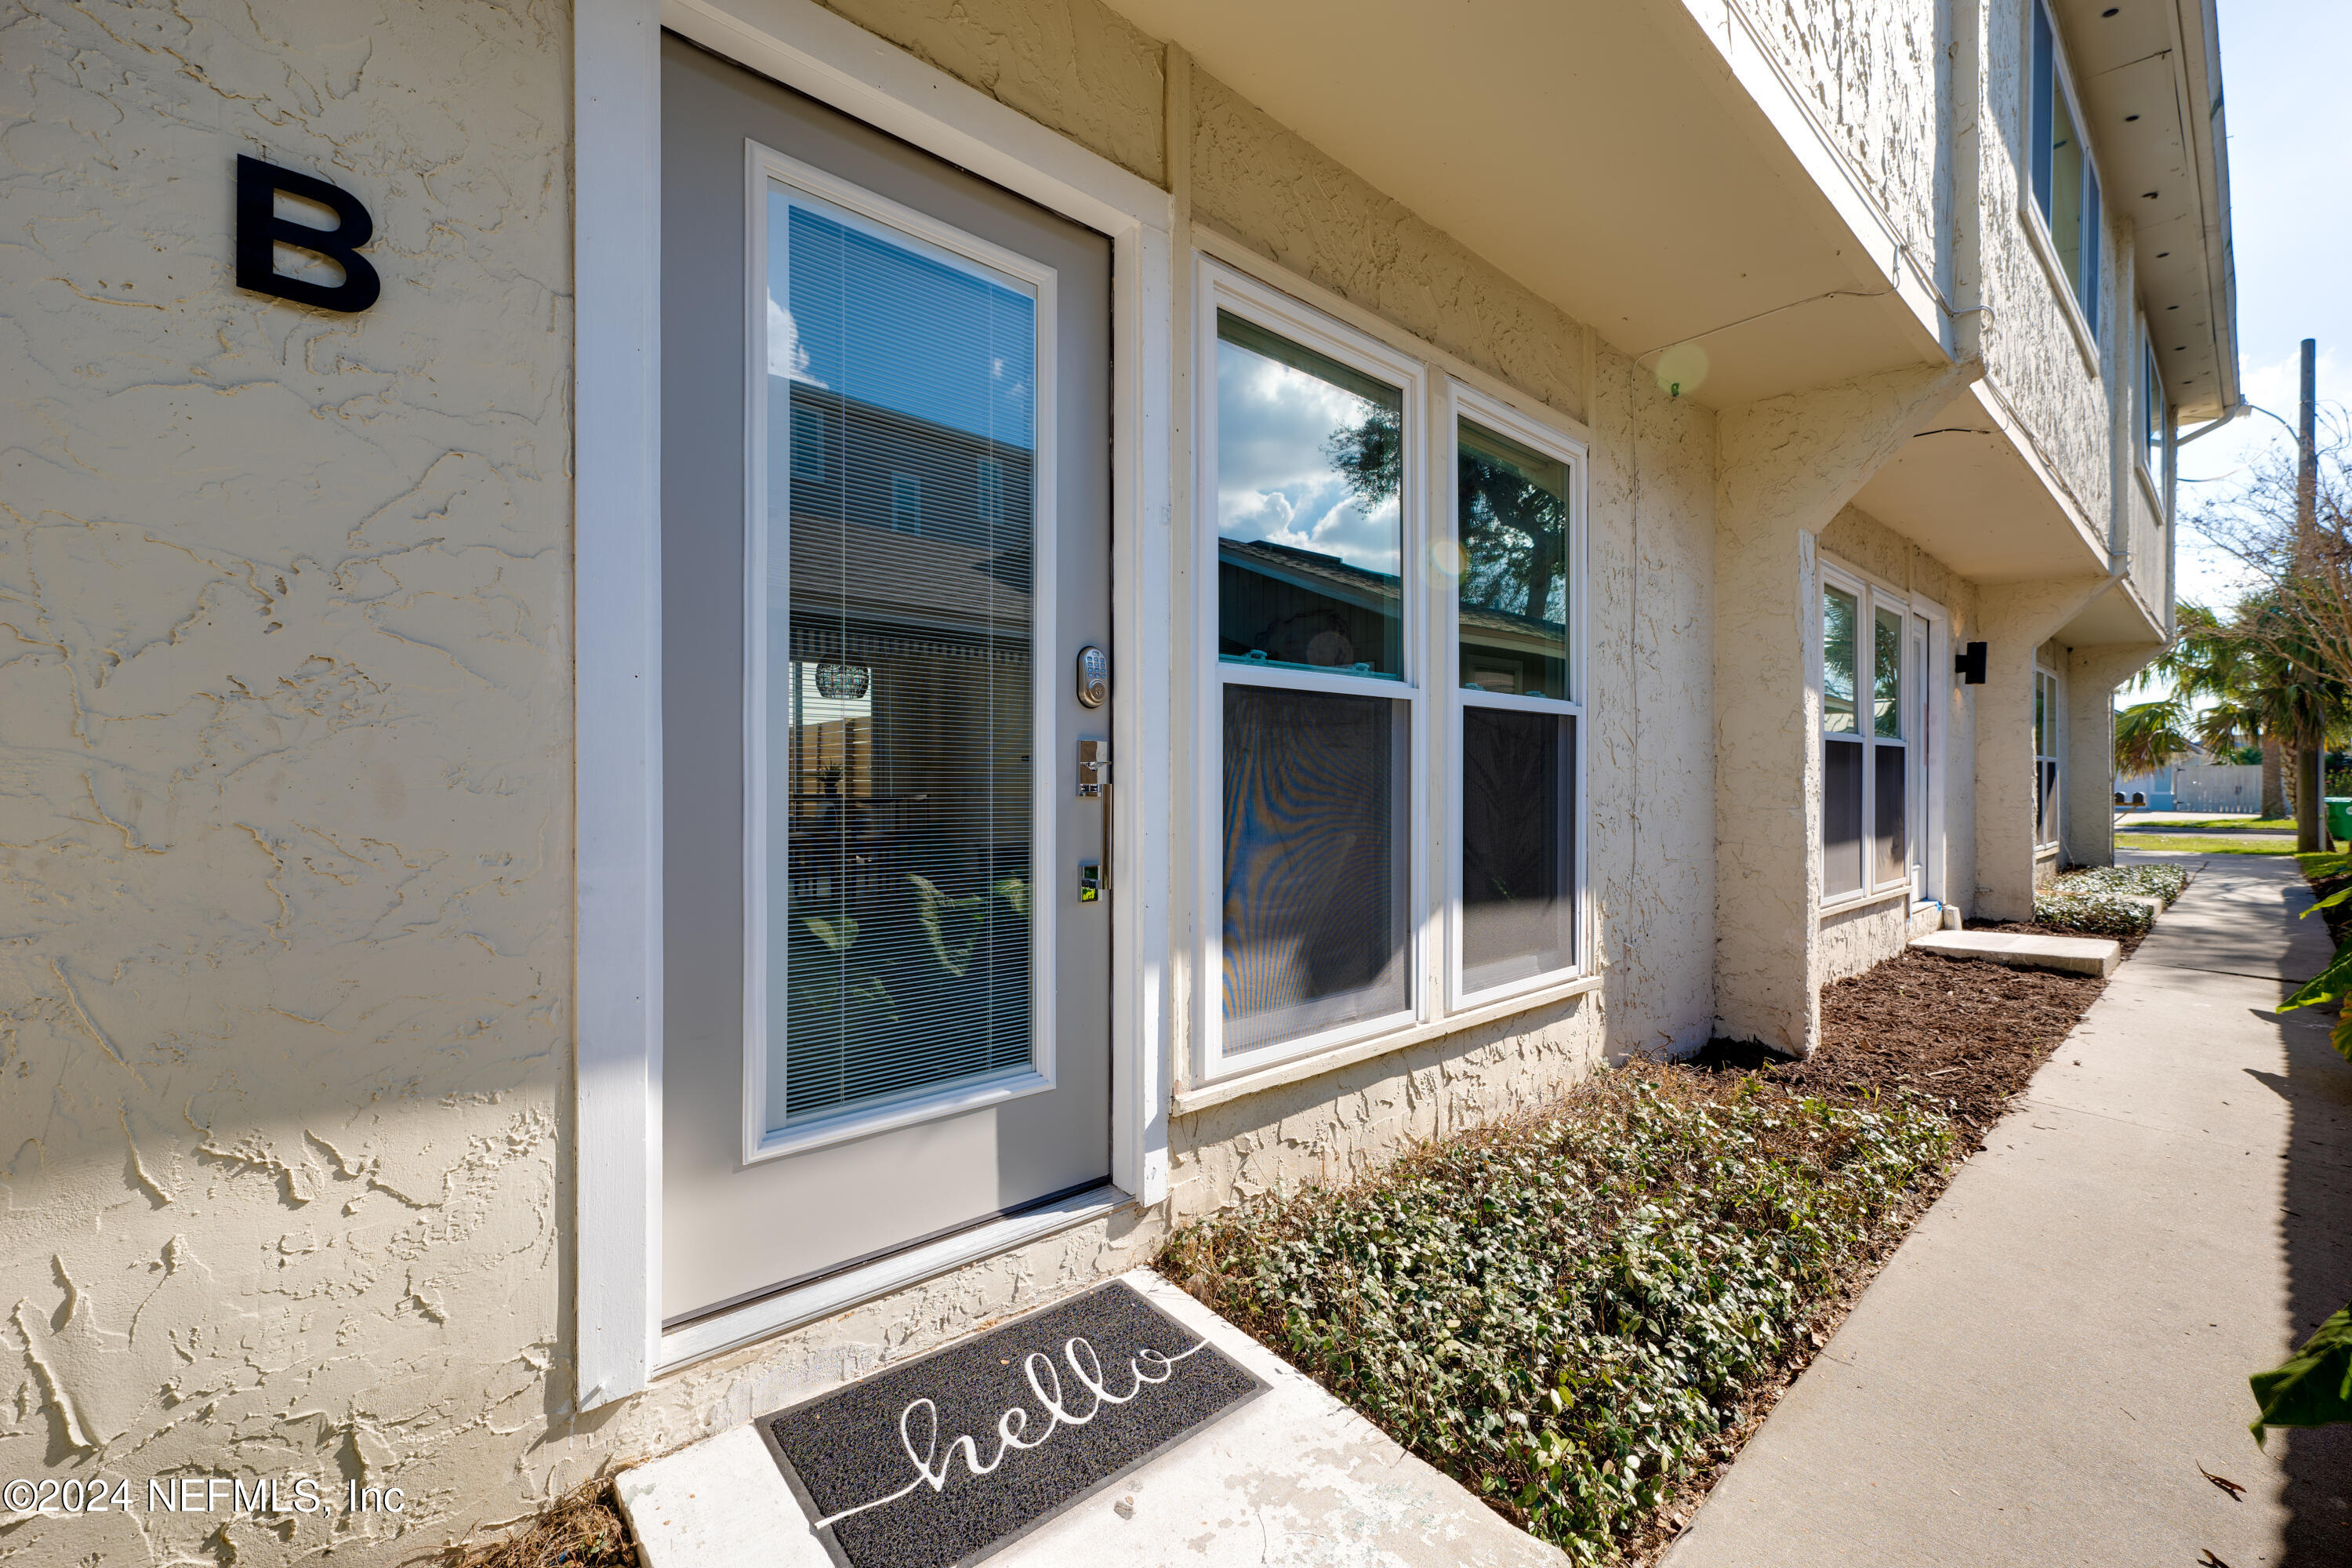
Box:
[572,0,1174,1410]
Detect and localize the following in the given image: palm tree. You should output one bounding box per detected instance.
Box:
[2143,601,2296,818]
[2114,698,2193,781]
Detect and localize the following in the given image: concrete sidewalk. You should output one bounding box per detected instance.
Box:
[1668,853,2352,1567]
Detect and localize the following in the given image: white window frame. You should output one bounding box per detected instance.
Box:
[739,146,1065,1165]
[2034,662,2063,851]
[572,0,1175,1406]
[1906,593,1952,909]
[2020,0,2104,368]
[1192,259,1430,1080]
[2138,319,2169,514]
[1444,381,1590,1012]
[1818,558,1917,911]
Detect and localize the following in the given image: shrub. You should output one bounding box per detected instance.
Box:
[2033,864,2189,937]
[1159,1070,1952,1563]
[2060,864,2189,903]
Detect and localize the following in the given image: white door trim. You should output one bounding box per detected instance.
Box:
[574,0,1174,1411]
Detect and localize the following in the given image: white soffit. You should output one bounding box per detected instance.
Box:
[2053,0,2236,418]
[1110,0,1946,408]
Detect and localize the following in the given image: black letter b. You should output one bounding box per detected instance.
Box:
[236,154,381,313]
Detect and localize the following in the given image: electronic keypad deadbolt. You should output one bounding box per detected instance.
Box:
[1076,645,1109,709]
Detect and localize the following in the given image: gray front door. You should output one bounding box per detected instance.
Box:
[659,34,1112,1326]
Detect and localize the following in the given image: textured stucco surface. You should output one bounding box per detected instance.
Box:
[0,0,574,1563]
[1187,69,1588,425]
[1737,0,1950,294]
[2,0,2161,1559]
[1711,362,1977,1055]
[1817,896,1942,989]
[1973,0,2118,528]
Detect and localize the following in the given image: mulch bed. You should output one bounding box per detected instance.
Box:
[1694,935,2131,1150]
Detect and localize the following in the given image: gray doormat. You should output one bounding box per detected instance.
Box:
[757,1279,1265,1566]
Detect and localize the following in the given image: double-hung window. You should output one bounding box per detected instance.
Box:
[2140,325,2168,495]
[1821,571,1911,901]
[2029,0,2103,340]
[2034,666,2062,848]
[1204,274,1421,1069]
[1196,260,1588,1078]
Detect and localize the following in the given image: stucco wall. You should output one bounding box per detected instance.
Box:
[2,0,1722,1562]
[1,1,575,1563]
[1818,895,1944,988]
[1975,0,2118,528]
[1738,0,1950,296]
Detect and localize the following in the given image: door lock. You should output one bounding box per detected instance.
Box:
[1077,739,1109,799]
[1076,645,1110,709]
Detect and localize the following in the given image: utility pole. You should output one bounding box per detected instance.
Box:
[2295,338,2329,853]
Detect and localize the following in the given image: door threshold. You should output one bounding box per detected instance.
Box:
[655,1182,1134,1374]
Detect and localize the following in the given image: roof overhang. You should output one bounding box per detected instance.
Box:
[2054,0,2239,419]
[1115,0,1952,408]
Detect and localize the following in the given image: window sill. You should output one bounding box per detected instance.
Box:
[1819,883,1915,919]
[2134,459,2169,524]
[1173,972,1603,1118]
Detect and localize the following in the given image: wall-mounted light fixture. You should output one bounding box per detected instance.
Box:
[1955,641,1989,684]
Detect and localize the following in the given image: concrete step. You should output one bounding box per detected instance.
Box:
[1907,929,2122,976]
[615,1269,1566,1567]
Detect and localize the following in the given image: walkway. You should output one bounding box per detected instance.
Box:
[1668,852,2352,1566]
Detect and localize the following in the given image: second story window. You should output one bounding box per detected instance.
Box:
[2030,0,2102,340]
[2141,326,2168,492]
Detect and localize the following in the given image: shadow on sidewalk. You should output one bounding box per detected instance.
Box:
[2251,995,2352,1560]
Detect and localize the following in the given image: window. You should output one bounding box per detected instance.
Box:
[2029,0,2103,339]
[1207,278,1417,1066]
[1196,260,1589,1076]
[889,471,922,534]
[1821,572,1911,901]
[976,455,1006,525]
[790,405,829,481]
[2141,326,2168,487]
[1454,397,1581,1002]
[2034,666,2061,848]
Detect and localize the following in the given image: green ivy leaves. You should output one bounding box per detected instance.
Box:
[1161,1074,1952,1562]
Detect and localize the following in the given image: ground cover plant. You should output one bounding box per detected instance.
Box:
[2117,815,2295,833]
[2033,863,2190,937]
[1161,1069,1953,1563]
[1163,945,2124,1564]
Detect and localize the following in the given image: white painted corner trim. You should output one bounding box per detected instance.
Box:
[575,0,666,1420]
[575,0,1176,1410]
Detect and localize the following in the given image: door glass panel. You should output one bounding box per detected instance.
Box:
[765,188,1040,1134]
[1457,420,1570,700]
[1214,313,1405,677]
[1462,707,1575,989]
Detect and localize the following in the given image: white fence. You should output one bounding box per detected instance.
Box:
[2114,763,2265,813]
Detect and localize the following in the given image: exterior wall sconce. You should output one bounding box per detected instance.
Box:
[1955,641,1989,684]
